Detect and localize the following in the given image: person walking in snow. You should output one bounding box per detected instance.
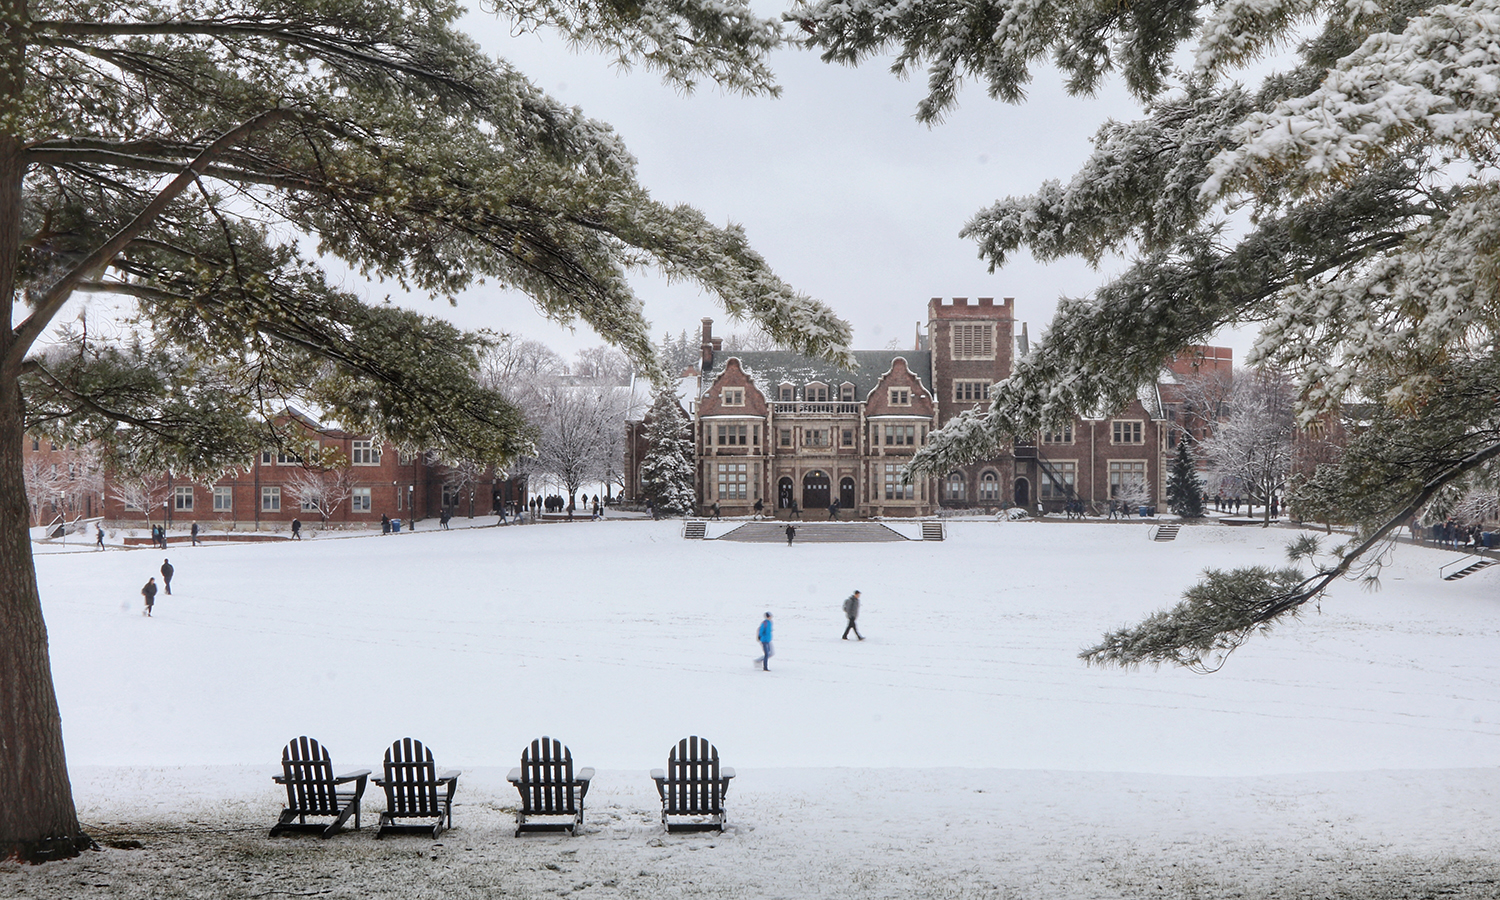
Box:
[191,522,201,545]
[160,558,174,595]
[757,612,774,671]
[290,518,301,540]
[842,590,864,641]
[753,498,764,519]
[785,523,796,546]
[141,577,157,616]
[95,525,104,550]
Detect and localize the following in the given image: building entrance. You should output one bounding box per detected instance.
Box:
[802,471,831,511]
[839,477,856,510]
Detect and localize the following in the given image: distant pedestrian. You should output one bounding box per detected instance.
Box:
[785,524,796,545]
[191,522,201,546]
[440,508,451,530]
[160,558,174,595]
[789,500,801,520]
[757,612,774,672]
[381,513,391,535]
[141,577,157,616]
[842,590,864,641]
[753,498,764,519]
[95,525,104,550]
[290,518,301,540]
[711,501,721,520]
[828,499,839,521]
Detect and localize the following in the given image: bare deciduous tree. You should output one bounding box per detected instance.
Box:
[1202,370,1297,525]
[285,467,356,524]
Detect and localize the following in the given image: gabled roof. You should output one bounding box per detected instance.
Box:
[701,350,933,398]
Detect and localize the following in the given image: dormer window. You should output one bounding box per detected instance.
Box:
[779,383,794,402]
[889,387,911,406]
[840,383,855,401]
[722,387,745,406]
[806,383,829,402]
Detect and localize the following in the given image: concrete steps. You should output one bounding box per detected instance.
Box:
[716,522,909,543]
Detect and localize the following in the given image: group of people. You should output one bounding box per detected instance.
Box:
[1413,517,1490,550]
[755,589,865,672]
[139,558,174,617]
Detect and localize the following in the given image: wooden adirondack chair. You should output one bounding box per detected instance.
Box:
[372,737,461,838]
[270,736,371,838]
[505,737,594,835]
[651,736,735,832]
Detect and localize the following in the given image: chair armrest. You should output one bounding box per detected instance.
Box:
[335,769,372,784]
[273,774,287,784]
[650,769,665,782]
[576,767,595,785]
[506,767,521,784]
[720,767,736,780]
[438,769,461,782]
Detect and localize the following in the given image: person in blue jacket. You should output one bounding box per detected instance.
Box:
[757,612,774,672]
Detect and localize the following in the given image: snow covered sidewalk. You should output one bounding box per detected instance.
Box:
[5,765,1498,899]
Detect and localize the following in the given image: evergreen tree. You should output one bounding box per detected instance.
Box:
[1166,440,1205,519]
[793,0,1500,669]
[0,0,852,861]
[639,387,696,515]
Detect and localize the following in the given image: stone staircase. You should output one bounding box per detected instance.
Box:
[1441,556,1495,581]
[1150,524,1181,542]
[715,522,909,543]
[682,520,707,540]
[922,521,945,541]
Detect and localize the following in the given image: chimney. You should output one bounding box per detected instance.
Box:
[700,318,716,370]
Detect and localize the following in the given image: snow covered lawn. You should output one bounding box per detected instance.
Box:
[5,519,1500,897]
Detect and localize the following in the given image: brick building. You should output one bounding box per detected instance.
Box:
[28,409,527,530]
[679,298,1231,518]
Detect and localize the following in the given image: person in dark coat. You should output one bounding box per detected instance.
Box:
[190,522,201,545]
[439,508,451,530]
[290,518,301,540]
[842,590,864,640]
[757,612,773,671]
[753,498,764,519]
[785,523,796,545]
[160,558,174,595]
[381,513,391,535]
[95,525,104,550]
[141,577,157,616]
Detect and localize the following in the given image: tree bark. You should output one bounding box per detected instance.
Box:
[0,0,90,862]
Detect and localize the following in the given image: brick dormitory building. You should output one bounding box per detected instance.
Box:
[628,297,1232,519]
[24,408,527,532]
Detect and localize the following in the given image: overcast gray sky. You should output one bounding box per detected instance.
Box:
[395,9,1257,366]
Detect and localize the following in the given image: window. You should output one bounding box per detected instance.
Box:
[123,496,140,511]
[1109,460,1148,498]
[951,323,996,360]
[717,463,748,500]
[261,486,281,512]
[978,471,1001,502]
[300,493,319,511]
[260,450,275,465]
[806,383,829,402]
[442,484,461,507]
[276,449,302,465]
[722,387,745,406]
[841,428,855,447]
[173,486,193,511]
[213,487,233,512]
[779,428,793,448]
[352,487,372,512]
[779,384,794,402]
[30,436,38,451]
[1042,425,1074,444]
[883,424,916,446]
[1112,420,1143,444]
[889,387,911,406]
[352,440,380,465]
[944,472,966,501]
[884,464,914,500]
[1040,461,1077,500]
[840,383,855,401]
[804,429,830,448]
[954,380,990,402]
[717,423,748,446]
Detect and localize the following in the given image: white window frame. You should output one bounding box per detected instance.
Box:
[352,440,381,465]
[1042,425,1075,444]
[883,464,914,500]
[261,485,282,512]
[722,387,745,406]
[173,485,194,511]
[1112,420,1144,444]
[717,462,748,500]
[213,486,232,512]
[889,387,911,406]
[1109,460,1148,498]
[954,380,990,402]
[352,486,372,512]
[944,472,966,501]
[1039,461,1078,500]
[978,471,1001,502]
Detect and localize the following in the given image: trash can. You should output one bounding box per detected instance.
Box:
[392,517,402,533]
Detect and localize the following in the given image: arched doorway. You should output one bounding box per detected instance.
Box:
[839,477,856,510]
[777,477,795,509]
[1014,477,1030,508]
[802,470,831,511]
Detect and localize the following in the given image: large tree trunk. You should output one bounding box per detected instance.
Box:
[0,376,90,863]
[0,1,90,862]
